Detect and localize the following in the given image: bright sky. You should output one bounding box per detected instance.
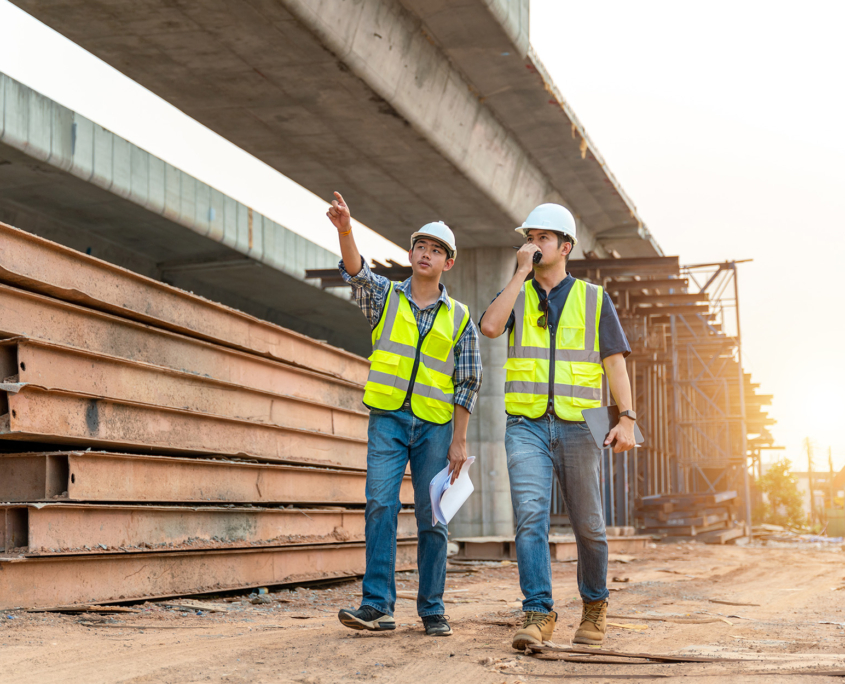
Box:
[531,0,845,472]
[0,1,842,470]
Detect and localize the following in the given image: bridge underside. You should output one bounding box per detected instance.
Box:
[0,72,371,355]
[11,0,659,257]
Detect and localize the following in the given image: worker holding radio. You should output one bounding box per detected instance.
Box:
[480,203,635,650]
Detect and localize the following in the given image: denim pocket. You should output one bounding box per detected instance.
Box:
[506,414,524,428]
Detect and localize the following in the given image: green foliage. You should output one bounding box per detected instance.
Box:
[753,459,806,529]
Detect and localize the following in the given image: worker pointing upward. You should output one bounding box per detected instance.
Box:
[480,203,636,650]
[327,192,482,638]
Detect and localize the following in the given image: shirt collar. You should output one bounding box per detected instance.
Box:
[396,278,452,310]
[532,273,574,300]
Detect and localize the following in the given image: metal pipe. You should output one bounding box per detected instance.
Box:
[732,265,751,535]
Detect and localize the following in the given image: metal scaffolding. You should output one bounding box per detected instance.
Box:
[563,257,775,530]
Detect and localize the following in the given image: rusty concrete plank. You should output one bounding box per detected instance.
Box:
[0,221,368,383]
[0,541,418,609]
[1,388,367,470]
[1,339,367,440]
[0,452,410,505]
[0,285,364,410]
[0,504,417,555]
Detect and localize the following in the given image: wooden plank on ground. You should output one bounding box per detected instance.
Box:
[699,525,747,545]
[640,491,737,506]
[643,512,728,529]
[642,521,728,537]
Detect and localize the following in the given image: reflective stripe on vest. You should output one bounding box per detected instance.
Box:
[363,286,470,424]
[504,279,604,421]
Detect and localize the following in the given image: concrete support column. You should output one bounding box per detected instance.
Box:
[443,246,516,537]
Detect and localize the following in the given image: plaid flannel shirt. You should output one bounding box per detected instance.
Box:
[339,257,482,413]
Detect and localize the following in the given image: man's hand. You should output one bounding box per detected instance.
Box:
[516,243,540,273]
[447,437,468,485]
[605,418,636,453]
[326,191,351,233]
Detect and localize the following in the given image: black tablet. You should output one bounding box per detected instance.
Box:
[581,405,645,450]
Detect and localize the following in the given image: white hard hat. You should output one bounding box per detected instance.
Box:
[410,221,457,258]
[515,203,578,245]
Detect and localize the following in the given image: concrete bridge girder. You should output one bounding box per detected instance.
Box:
[11,0,659,258]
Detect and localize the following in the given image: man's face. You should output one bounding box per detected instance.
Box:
[526,229,571,266]
[409,238,454,278]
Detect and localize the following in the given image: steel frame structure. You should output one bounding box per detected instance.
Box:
[549,258,774,530]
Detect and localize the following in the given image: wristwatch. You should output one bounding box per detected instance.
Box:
[618,410,637,422]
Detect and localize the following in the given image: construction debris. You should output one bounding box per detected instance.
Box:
[634,491,748,543]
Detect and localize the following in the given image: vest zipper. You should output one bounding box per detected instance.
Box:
[548,322,556,413]
[403,302,440,409]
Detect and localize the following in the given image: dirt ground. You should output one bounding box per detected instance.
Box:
[2,541,844,683]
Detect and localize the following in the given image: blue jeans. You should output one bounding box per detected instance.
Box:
[361,407,452,617]
[505,413,608,611]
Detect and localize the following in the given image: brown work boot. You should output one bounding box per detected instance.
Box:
[573,600,608,645]
[512,610,557,650]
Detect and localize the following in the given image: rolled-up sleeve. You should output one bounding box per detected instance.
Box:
[339,257,392,329]
[452,318,483,413]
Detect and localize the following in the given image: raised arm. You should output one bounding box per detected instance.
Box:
[479,244,539,338]
[327,191,362,276]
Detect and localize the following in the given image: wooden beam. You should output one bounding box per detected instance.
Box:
[629,293,709,306]
[606,278,689,292]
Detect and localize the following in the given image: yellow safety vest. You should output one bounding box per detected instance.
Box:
[504,279,604,421]
[363,286,470,424]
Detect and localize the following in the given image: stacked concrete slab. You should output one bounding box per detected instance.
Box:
[0,222,416,609]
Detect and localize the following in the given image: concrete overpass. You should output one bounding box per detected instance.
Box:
[7,0,667,537]
[0,71,372,355]
[10,0,660,257]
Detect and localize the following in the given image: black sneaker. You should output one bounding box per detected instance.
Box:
[422,614,453,637]
[338,605,396,632]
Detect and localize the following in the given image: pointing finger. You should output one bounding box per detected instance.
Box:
[334,191,347,206]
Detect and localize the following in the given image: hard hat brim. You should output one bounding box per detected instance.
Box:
[515,225,578,246]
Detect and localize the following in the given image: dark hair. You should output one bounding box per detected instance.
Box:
[556,234,573,249]
[557,234,574,266]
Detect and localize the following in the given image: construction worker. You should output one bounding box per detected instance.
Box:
[479,203,635,649]
[327,192,481,638]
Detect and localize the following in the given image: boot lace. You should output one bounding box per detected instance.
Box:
[580,601,606,628]
[522,611,553,628]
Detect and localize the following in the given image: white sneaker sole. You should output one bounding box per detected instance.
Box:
[338,610,396,631]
